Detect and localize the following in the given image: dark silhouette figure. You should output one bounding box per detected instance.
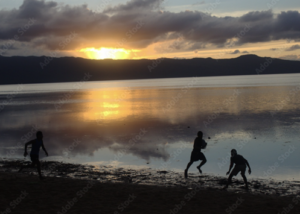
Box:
[185,131,207,178]
[224,149,251,190]
[19,131,48,180]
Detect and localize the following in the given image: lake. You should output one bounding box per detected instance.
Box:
[0,74,300,181]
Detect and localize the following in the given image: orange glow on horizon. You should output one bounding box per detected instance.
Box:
[80,47,132,59]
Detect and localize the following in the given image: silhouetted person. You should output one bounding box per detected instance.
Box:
[19,131,48,180]
[224,149,251,190]
[185,131,207,178]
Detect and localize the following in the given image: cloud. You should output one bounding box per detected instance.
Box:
[239,10,273,22]
[230,50,240,54]
[0,0,300,56]
[103,0,163,13]
[192,1,206,6]
[285,44,300,51]
[279,54,300,61]
[155,39,208,53]
[229,50,248,54]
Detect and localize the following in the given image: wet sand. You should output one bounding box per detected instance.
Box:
[1,160,300,214]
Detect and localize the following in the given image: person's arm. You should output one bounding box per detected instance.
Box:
[42,142,48,156]
[245,159,251,174]
[195,144,201,149]
[24,140,34,157]
[226,159,234,175]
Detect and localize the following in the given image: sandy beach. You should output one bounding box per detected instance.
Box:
[1,160,300,214]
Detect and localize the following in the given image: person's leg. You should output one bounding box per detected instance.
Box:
[197,155,207,174]
[185,161,194,178]
[224,166,238,189]
[241,172,248,189]
[36,160,43,179]
[224,173,234,189]
[186,161,193,171]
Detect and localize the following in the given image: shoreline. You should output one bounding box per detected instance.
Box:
[1,159,300,197]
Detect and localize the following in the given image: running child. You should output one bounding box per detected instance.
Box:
[184,131,207,178]
[19,131,48,180]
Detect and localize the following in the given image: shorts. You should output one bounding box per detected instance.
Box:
[190,151,206,162]
[231,165,246,176]
[30,154,39,162]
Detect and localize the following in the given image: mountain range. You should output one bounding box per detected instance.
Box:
[0,55,299,85]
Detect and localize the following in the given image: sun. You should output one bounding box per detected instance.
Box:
[80,47,131,59]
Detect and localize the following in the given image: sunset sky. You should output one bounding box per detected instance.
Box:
[0,0,299,60]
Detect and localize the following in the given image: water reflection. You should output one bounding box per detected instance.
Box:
[0,75,300,180]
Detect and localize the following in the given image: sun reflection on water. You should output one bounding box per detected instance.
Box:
[82,89,131,121]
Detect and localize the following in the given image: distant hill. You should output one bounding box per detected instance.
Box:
[0,55,299,85]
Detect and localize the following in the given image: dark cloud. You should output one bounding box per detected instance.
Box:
[156,39,208,53]
[239,10,273,22]
[228,50,248,55]
[279,54,300,61]
[286,44,300,51]
[0,0,300,54]
[0,44,17,50]
[230,50,240,54]
[103,0,163,14]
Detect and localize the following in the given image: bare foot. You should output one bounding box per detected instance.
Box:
[184,169,188,178]
[196,166,202,174]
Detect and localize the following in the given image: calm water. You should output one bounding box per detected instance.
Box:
[0,74,300,181]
